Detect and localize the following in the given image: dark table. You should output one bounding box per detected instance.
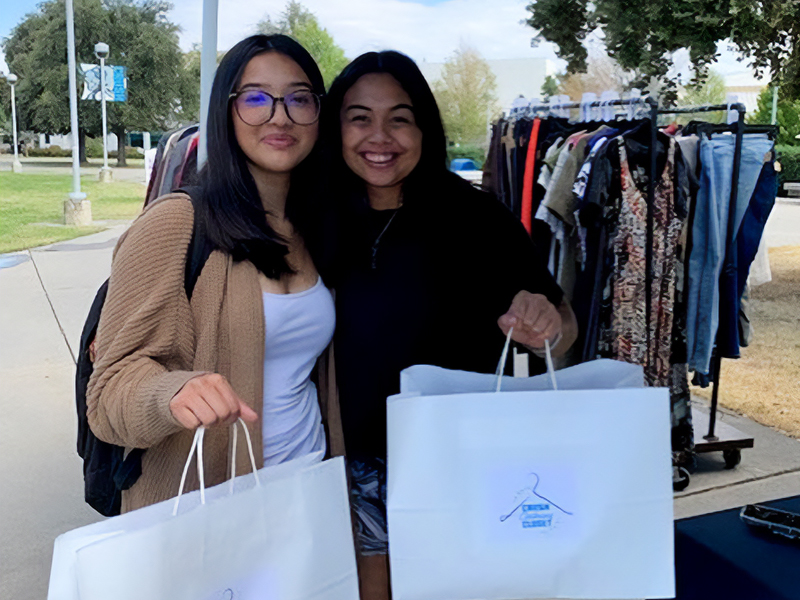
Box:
[674,495,800,599]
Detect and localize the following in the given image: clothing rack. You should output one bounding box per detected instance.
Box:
[493,99,777,477]
[501,99,769,477]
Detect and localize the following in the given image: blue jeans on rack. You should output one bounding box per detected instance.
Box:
[686,134,774,375]
[737,159,778,299]
[715,157,779,358]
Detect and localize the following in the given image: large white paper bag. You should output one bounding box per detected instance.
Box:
[49,454,358,600]
[400,358,646,396]
[387,360,674,600]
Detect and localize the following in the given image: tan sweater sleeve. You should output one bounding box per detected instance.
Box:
[87,195,206,448]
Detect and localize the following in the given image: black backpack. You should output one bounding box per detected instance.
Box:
[76,188,212,516]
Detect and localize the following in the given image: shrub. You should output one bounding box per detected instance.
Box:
[27,145,73,157]
[85,138,142,159]
[447,144,486,169]
[776,145,800,192]
[85,137,104,158]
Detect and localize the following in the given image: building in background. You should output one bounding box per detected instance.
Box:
[725,85,765,115]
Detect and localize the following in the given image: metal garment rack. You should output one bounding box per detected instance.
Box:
[512,98,760,470]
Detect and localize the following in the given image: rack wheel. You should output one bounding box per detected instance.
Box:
[673,467,691,492]
[723,449,741,469]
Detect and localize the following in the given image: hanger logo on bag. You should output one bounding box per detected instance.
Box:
[500,471,573,531]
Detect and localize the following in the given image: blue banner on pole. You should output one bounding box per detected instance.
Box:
[112,66,127,102]
[80,64,127,102]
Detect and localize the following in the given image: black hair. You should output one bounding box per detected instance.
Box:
[197,34,325,278]
[324,50,454,205]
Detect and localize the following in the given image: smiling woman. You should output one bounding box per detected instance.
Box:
[85,34,341,513]
[324,50,578,600]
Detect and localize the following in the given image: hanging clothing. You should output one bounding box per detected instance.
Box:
[519,117,541,234]
[610,139,649,368]
[647,138,681,386]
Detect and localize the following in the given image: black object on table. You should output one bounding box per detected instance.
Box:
[673,495,800,599]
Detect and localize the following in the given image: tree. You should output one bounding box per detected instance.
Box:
[103,0,200,165]
[2,0,199,165]
[676,69,727,123]
[256,1,348,90]
[526,0,800,105]
[540,75,559,101]
[0,76,10,140]
[432,46,499,147]
[749,87,800,146]
[557,48,639,100]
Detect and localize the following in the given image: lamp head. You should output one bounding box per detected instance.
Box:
[94,42,109,59]
[7,73,18,85]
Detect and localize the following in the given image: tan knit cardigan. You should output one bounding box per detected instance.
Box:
[87,193,344,512]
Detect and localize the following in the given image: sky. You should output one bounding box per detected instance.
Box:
[1,0,766,87]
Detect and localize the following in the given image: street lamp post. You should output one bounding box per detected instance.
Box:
[7,74,22,173]
[95,42,112,182]
[64,0,91,226]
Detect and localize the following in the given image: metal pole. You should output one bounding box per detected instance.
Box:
[770,86,779,126]
[100,57,109,171]
[198,0,219,169]
[10,81,22,173]
[64,0,90,224]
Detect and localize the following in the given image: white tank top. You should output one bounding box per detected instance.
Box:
[261,277,335,466]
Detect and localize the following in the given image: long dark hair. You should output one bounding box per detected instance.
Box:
[324,50,457,206]
[197,34,325,278]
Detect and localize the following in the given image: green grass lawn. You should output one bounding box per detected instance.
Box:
[0,172,144,253]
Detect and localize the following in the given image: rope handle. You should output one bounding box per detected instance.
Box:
[494,328,559,392]
[172,418,260,517]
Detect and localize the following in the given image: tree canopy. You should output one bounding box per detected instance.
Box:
[749,87,800,146]
[256,1,349,90]
[2,0,199,162]
[540,75,559,101]
[0,77,10,139]
[526,0,800,104]
[674,69,727,123]
[432,46,499,147]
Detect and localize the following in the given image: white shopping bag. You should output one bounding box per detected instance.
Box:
[388,356,674,600]
[48,424,359,600]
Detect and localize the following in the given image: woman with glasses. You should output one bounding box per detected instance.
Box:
[324,51,579,598]
[87,35,340,512]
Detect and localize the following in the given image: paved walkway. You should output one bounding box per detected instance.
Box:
[0,154,147,182]
[1,199,799,600]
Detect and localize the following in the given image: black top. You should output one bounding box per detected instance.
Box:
[334,176,564,459]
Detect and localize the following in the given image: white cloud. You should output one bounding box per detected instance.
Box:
[169,0,562,64]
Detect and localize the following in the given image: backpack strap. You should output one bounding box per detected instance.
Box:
[177,185,214,299]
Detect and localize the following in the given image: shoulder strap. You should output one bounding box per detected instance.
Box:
[177,186,213,299]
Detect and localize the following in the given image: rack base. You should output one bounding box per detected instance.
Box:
[692,407,754,469]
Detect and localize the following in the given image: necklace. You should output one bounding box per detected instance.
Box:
[371,209,400,269]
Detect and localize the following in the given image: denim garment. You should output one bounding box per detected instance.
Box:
[686,135,774,375]
[715,158,778,358]
[737,159,778,299]
[717,138,775,358]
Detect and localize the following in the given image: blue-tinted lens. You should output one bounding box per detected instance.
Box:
[235,90,275,125]
[241,90,273,108]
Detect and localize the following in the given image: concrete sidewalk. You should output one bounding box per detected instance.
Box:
[0,154,146,182]
[1,205,799,600]
[0,226,127,600]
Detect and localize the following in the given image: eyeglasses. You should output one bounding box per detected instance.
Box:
[229,88,321,126]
